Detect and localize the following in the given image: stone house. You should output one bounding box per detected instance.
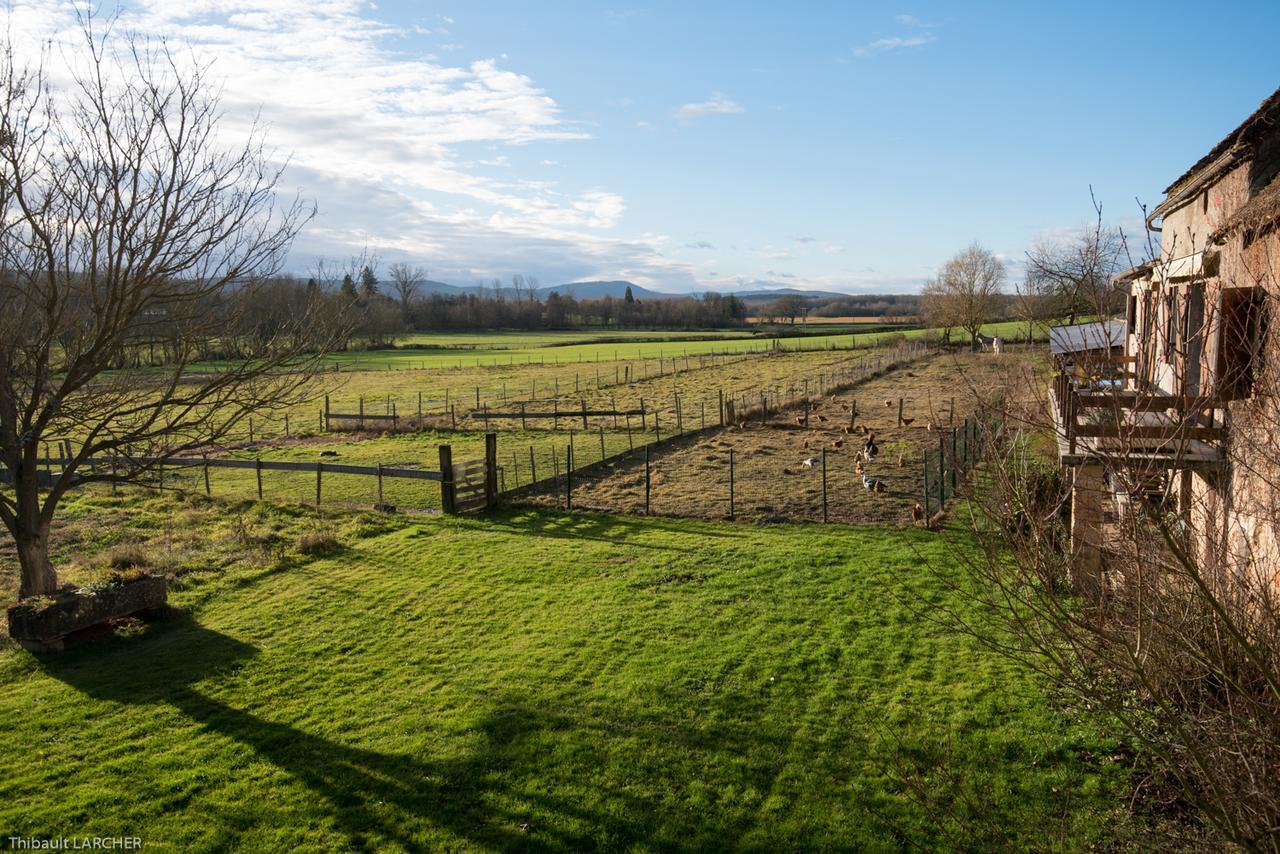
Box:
[1052,87,1279,584]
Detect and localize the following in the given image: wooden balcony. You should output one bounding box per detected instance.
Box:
[1049,372,1226,470]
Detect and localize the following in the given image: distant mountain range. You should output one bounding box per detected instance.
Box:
[413,279,848,302]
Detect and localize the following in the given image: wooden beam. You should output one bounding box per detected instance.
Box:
[1072,424,1226,441]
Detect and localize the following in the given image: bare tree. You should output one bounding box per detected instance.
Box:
[1024,195,1127,324]
[919,277,955,346]
[935,243,1005,350]
[387,262,425,315]
[1012,269,1057,344]
[0,21,339,598]
[769,295,805,325]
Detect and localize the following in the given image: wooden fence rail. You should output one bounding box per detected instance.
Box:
[2,442,505,516]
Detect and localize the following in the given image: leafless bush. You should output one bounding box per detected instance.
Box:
[947,335,1280,846]
[297,532,340,556]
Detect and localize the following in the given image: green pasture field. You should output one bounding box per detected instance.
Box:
[193,320,1032,376]
[177,344,901,444]
[394,329,759,349]
[153,428,647,512]
[0,492,1129,851]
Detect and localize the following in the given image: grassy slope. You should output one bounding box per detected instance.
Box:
[0,495,1125,851]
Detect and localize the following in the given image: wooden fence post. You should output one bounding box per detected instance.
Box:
[897,397,904,427]
[529,445,537,484]
[922,452,930,516]
[728,448,735,521]
[821,449,828,523]
[324,395,330,431]
[565,444,573,510]
[315,462,323,508]
[598,425,606,461]
[644,445,651,515]
[203,455,211,496]
[950,428,958,493]
[938,435,946,503]
[256,458,263,500]
[484,432,498,509]
[376,463,384,508]
[439,445,456,514]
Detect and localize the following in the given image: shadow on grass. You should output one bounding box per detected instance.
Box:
[482,506,747,550]
[35,615,668,850]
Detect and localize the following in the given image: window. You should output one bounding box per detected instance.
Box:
[1217,287,1269,399]
[1127,293,1138,335]
[1183,285,1206,395]
[1163,290,1178,361]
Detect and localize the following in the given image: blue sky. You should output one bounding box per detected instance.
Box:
[15,1,1280,292]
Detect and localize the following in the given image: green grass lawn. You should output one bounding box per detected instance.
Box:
[0,494,1126,851]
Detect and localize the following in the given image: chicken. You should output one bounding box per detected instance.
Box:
[884,399,893,408]
[926,421,935,432]
[832,439,845,449]
[901,417,915,427]
[861,472,886,493]
[782,467,793,475]
[794,416,805,426]
[801,457,819,468]
[911,503,926,523]
[816,414,828,423]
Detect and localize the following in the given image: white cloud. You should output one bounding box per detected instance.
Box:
[672,92,744,121]
[9,2,916,293]
[12,0,682,280]
[853,34,936,57]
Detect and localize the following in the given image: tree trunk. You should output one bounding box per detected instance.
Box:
[13,469,58,599]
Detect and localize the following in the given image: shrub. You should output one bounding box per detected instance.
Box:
[297,532,340,556]
[108,544,150,570]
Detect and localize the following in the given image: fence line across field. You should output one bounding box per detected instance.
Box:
[9,343,971,526]
[4,444,501,516]
[320,341,930,441]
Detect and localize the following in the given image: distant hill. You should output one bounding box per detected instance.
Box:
[409,278,855,302]
[729,288,848,302]
[417,279,472,296]
[536,281,675,300]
